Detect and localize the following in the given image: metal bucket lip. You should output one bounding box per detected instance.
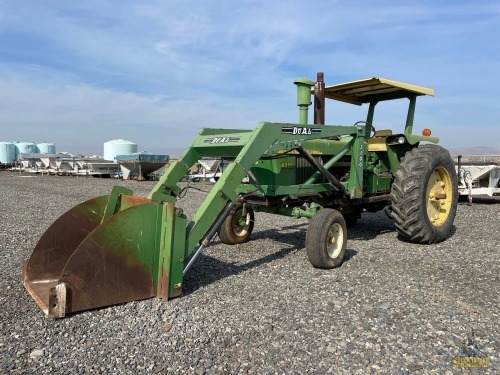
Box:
[22,260,51,315]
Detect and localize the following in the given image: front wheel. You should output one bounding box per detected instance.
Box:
[218,205,254,245]
[306,209,347,269]
[391,144,458,243]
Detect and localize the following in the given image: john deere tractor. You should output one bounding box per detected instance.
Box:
[23,72,458,317]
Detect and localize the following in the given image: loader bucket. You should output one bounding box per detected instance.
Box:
[21,187,179,318]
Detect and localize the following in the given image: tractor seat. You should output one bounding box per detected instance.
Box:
[366,129,392,152]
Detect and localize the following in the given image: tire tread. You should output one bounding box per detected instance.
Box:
[390,144,458,243]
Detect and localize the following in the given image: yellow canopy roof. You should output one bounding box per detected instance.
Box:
[324,77,434,105]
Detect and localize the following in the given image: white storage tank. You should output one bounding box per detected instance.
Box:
[103,139,138,162]
[0,142,17,164]
[10,141,19,160]
[16,142,37,154]
[37,142,56,154]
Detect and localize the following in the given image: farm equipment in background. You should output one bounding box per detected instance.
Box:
[23,72,458,318]
[185,158,227,183]
[456,155,500,205]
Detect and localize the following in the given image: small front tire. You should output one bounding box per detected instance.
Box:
[306,209,347,269]
[218,205,254,245]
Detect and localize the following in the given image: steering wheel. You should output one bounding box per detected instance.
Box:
[354,121,376,138]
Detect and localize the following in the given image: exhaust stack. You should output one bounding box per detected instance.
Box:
[314,72,325,125]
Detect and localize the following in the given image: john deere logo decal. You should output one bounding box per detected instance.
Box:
[204,137,241,144]
[282,127,321,135]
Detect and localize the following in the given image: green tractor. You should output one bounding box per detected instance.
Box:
[23,73,457,317]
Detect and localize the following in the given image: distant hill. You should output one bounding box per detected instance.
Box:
[144,148,186,158]
[445,146,500,156]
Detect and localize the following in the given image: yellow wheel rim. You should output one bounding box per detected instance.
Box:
[231,209,251,237]
[327,223,344,258]
[426,166,453,227]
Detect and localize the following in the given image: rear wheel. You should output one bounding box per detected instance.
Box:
[218,205,254,244]
[306,209,347,269]
[391,144,458,243]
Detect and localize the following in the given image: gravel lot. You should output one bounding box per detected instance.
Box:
[0,172,498,374]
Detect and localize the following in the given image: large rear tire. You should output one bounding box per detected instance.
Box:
[218,205,254,245]
[306,209,347,269]
[391,144,458,243]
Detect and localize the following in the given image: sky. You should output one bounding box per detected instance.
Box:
[0,0,499,156]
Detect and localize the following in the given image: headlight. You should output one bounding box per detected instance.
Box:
[387,135,407,145]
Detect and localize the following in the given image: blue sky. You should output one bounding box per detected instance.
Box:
[0,0,499,155]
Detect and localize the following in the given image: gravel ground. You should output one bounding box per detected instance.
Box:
[0,172,498,374]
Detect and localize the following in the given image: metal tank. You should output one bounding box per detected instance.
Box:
[103,139,138,162]
[37,143,56,154]
[0,142,17,164]
[16,142,37,154]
